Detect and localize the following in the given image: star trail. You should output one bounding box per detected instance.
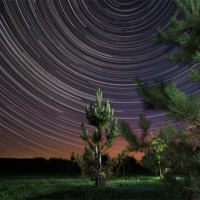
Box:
[1,0,199,159]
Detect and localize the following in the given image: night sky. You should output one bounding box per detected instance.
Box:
[1,0,199,160]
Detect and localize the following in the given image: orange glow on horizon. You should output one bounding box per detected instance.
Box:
[0,137,144,163]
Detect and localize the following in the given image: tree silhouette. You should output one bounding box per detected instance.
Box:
[81,88,118,186]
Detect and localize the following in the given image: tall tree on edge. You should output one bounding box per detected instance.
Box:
[135,0,200,198]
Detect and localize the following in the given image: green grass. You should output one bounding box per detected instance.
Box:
[0,176,180,200]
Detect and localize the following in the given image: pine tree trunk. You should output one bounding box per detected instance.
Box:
[95,131,102,186]
[96,142,100,186]
[158,160,163,179]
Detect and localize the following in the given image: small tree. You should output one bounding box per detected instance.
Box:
[76,155,87,177]
[143,133,168,178]
[81,88,118,186]
[112,150,126,177]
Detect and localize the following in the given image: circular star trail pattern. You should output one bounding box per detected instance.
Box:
[1,0,199,159]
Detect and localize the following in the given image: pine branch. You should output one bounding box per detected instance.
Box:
[165,84,200,125]
[120,121,139,152]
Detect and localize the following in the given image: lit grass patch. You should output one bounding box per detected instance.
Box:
[0,176,180,200]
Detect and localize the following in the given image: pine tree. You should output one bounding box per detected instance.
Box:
[135,0,200,148]
[136,80,200,139]
[81,88,118,186]
[135,0,200,197]
[155,0,200,83]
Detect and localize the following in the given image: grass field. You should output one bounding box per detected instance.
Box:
[0,176,181,200]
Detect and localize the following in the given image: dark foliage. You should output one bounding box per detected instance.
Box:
[112,156,152,177]
[0,158,80,176]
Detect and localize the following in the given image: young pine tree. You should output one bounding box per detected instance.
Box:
[81,88,118,186]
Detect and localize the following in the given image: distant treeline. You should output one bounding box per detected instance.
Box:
[0,158,80,176]
[0,156,151,176]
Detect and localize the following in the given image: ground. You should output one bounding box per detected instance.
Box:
[0,176,181,200]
